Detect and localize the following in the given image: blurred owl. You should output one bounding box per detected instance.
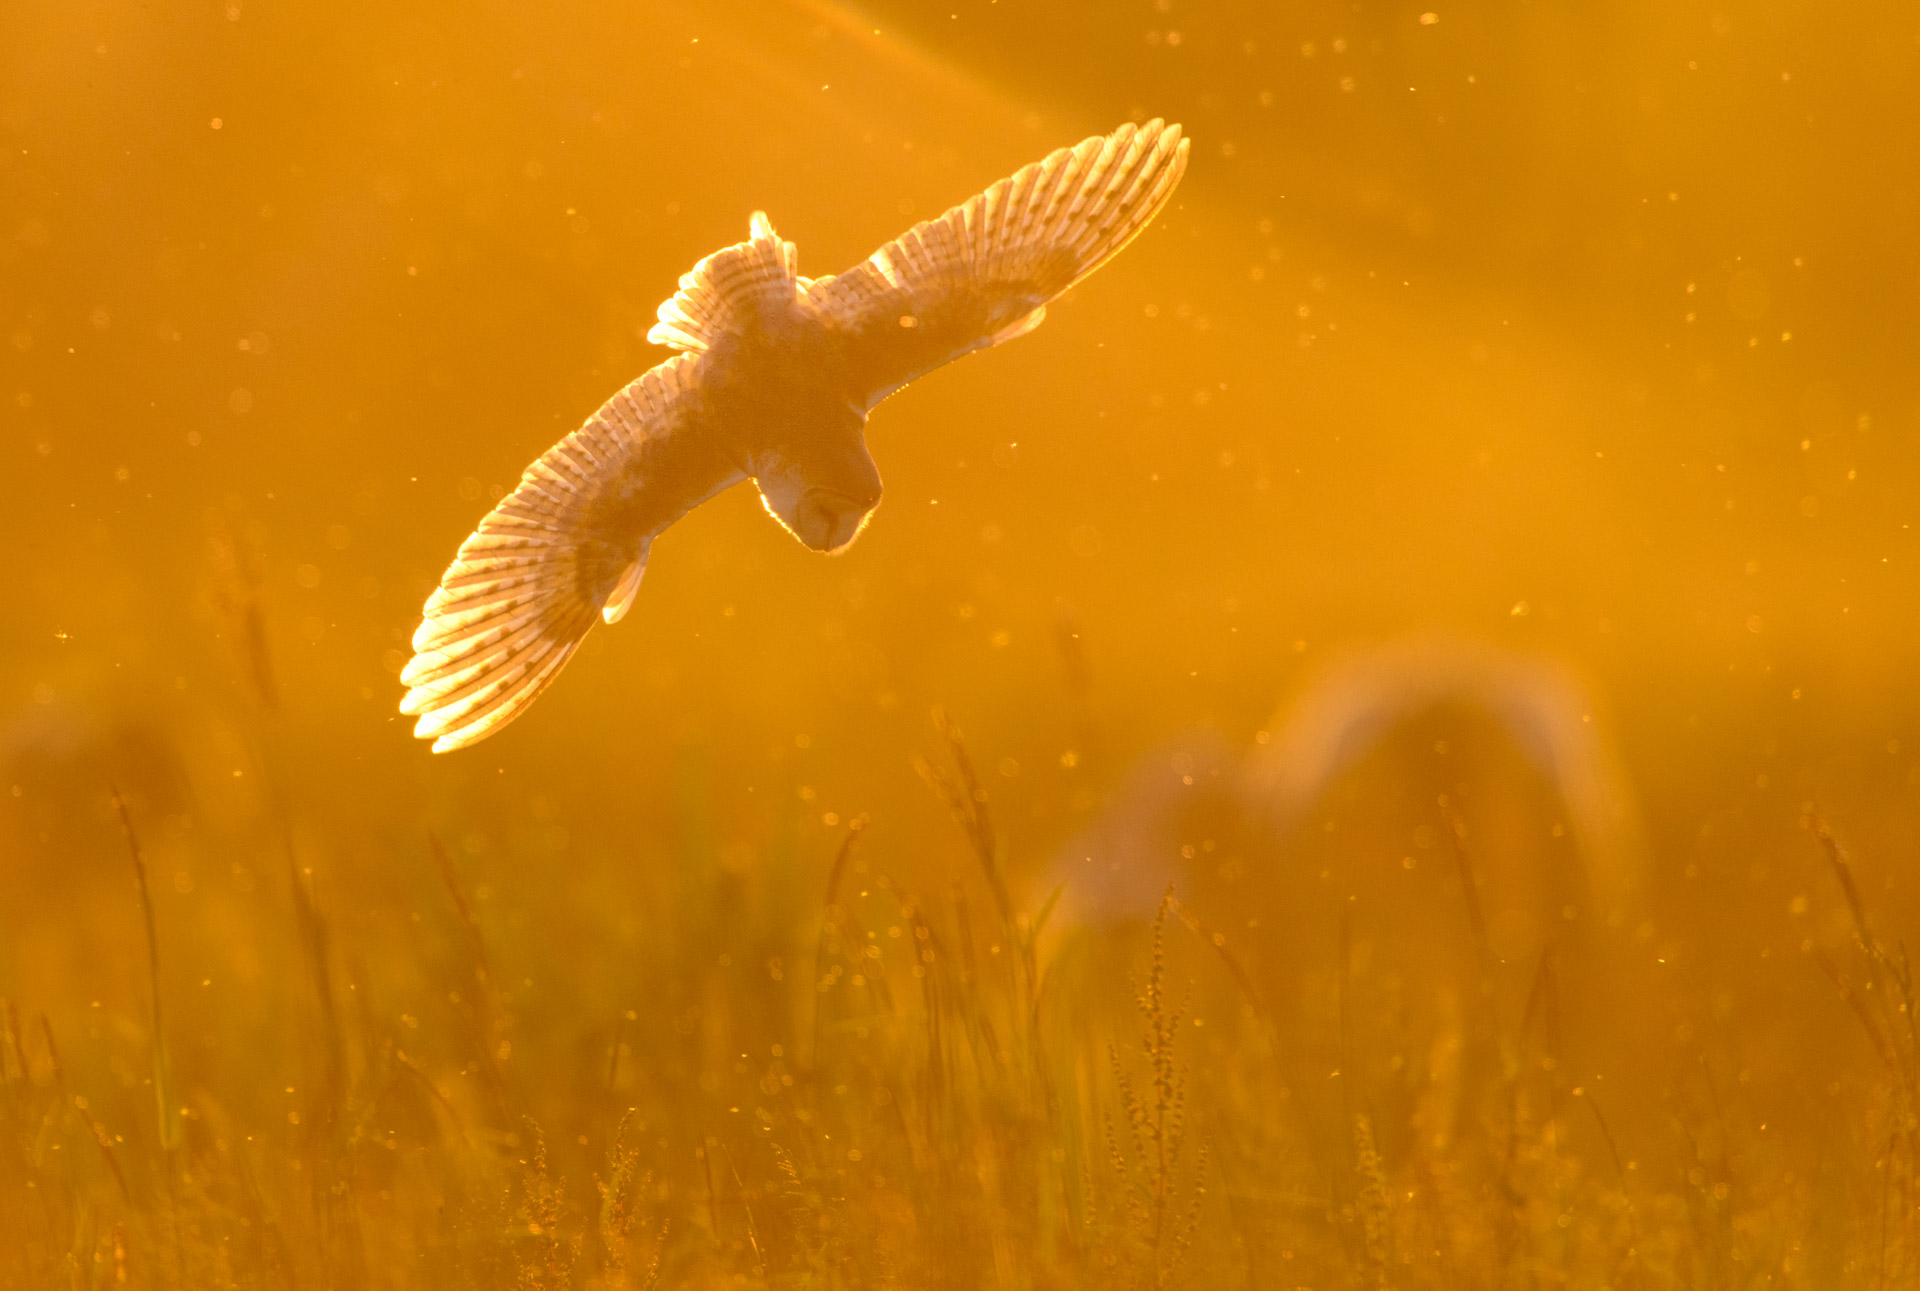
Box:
[401,120,1189,751]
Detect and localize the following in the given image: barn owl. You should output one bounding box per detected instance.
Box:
[401,119,1189,751]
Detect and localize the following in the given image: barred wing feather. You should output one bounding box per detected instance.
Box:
[807,118,1188,410]
[648,211,804,354]
[399,356,709,752]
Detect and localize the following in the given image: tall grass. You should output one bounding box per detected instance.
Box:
[2,702,1913,1286]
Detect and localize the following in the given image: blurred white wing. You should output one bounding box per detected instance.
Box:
[400,355,735,752]
[808,118,1189,410]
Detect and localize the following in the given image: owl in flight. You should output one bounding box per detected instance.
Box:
[401,119,1190,750]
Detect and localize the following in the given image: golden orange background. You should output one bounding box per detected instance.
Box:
[5,0,1919,1283]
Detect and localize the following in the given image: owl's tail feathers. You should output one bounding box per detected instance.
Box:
[399,509,647,753]
[648,211,801,353]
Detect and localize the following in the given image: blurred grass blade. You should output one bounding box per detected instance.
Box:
[111,785,183,1153]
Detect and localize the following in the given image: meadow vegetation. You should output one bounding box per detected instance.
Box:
[4,662,1915,1288]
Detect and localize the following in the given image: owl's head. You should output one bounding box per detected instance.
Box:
[754,431,883,555]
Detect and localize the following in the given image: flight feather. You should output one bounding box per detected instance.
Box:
[806,118,1189,408]
[399,356,711,751]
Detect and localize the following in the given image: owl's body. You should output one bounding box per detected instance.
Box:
[402,119,1189,750]
[702,297,884,552]
[572,304,876,563]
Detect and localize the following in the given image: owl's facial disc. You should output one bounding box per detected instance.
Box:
[795,487,880,553]
[757,475,881,554]
[755,434,883,554]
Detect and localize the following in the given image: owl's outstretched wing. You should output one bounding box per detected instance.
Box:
[400,355,738,752]
[806,118,1188,411]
